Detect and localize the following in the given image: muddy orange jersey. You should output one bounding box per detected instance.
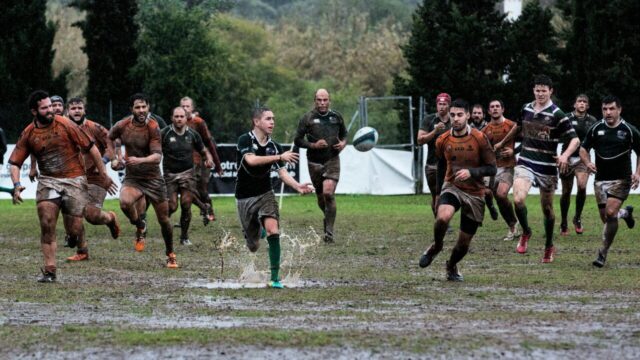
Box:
[482,118,516,168]
[80,119,112,185]
[187,116,221,168]
[108,116,162,180]
[9,115,93,178]
[436,127,496,197]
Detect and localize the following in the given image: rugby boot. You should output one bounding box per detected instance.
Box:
[592,250,606,268]
[107,211,121,239]
[37,268,56,283]
[503,225,521,241]
[623,205,635,229]
[573,217,584,235]
[445,261,463,282]
[166,252,179,269]
[559,222,569,236]
[134,220,147,252]
[180,238,192,246]
[542,246,556,263]
[267,280,284,289]
[516,231,531,254]
[419,245,438,268]
[66,252,89,262]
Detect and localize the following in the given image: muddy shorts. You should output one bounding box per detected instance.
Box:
[594,179,631,205]
[440,182,486,223]
[36,175,88,216]
[425,165,439,195]
[86,183,107,209]
[236,191,279,249]
[308,156,340,191]
[493,167,514,190]
[560,157,589,179]
[122,176,168,204]
[164,168,198,197]
[514,165,557,192]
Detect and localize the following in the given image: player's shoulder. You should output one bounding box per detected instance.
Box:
[470,127,488,141]
[436,129,452,143]
[328,109,344,119]
[237,132,252,144]
[113,116,132,128]
[621,120,640,134]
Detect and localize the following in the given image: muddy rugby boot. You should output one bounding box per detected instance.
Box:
[560,222,569,236]
[542,246,556,263]
[37,268,56,283]
[573,217,584,235]
[592,250,606,268]
[66,252,89,262]
[180,238,192,246]
[516,231,531,254]
[107,211,121,239]
[267,280,284,289]
[503,225,521,241]
[419,246,437,268]
[134,220,147,252]
[446,261,463,282]
[166,252,179,269]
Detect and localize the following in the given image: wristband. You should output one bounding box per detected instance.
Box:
[14,182,21,188]
[102,156,110,164]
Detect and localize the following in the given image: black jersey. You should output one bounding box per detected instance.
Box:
[161,126,204,174]
[582,119,640,181]
[562,112,598,157]
[420,114,452,166]
[294,108,346,163]
[235,131,285,199]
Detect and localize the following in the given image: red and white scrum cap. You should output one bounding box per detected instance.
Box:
[435,93,451,104]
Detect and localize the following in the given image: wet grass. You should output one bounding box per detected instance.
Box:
[1,194,640,357]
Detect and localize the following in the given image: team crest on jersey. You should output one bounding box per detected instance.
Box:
[617,130,627,140]
[169,137,176,142]
[572,121,578,126]
[467,145,474,151]
[329,116,338,123]
[597,130,605,136]
[252,143,258,150]
[313,118,321,124]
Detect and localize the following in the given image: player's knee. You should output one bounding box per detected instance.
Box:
[605,208,619,221]
[322,193,335,203]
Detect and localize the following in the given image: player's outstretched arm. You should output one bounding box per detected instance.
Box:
[277,168,313,194]
[579,147,596,174]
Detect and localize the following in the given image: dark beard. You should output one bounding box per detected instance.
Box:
[36,113,53,125]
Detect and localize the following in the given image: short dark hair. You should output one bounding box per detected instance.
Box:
[129,93,149,107]
[488,99,504,109]
[450,98,469,113]
[575,93,589,102]
[252,106,272,120]
[28,90,49,111]
[533,74,553,88]
[67,97,85,106]
[602,95,622,108]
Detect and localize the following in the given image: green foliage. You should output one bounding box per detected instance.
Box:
[503,0,561,116]
[560,0,640,119]
[0,0,66,141]
[70,0,140,105]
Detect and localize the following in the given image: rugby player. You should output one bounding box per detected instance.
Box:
[417,93,452,217]
[559,94,598,235]
[109,93,178,268]
[180,96,222,225]
[483,99,520,240]
[0,126,12,195]
[498,75,579,263]
[580,95,638,267]
[294,89,347,243]
[161,106,213,245]
[64,98,120,261]
[9,90,112,282]
[418,99,496,281]
[236,107,313,288]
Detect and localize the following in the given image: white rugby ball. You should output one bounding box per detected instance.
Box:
[353,126,379,152]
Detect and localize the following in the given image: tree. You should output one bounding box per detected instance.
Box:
[394,0,508,136]
[560,0,640,119]
[70,0,139,108]
[0,0,66,141]
[503,0,561,117]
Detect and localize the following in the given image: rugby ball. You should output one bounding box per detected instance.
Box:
[353,126,379,152]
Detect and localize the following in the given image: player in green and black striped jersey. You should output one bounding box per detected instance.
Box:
[579,95,640,268]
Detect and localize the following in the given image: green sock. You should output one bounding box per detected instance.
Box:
[0,186,13,194]
[544,217,554,248]
[515,205,530,233]
[267,234,280,282]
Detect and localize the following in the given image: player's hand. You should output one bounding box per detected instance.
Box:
[111,158,124,170]
[435,122,446,131]
[333,138,347,151]
[632,173,640,190]
[12,186,25,205]
[454,169,471,182]
[500,147,513,158]
[297,182,314,194]
[204,159,214,169]
[586,162,597,174]
[28,168,38,182]
[312,139,329,149]
[556,155,570,174]
[104,177,118,195]
[280,151,299,164]
[126,156,142,166]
